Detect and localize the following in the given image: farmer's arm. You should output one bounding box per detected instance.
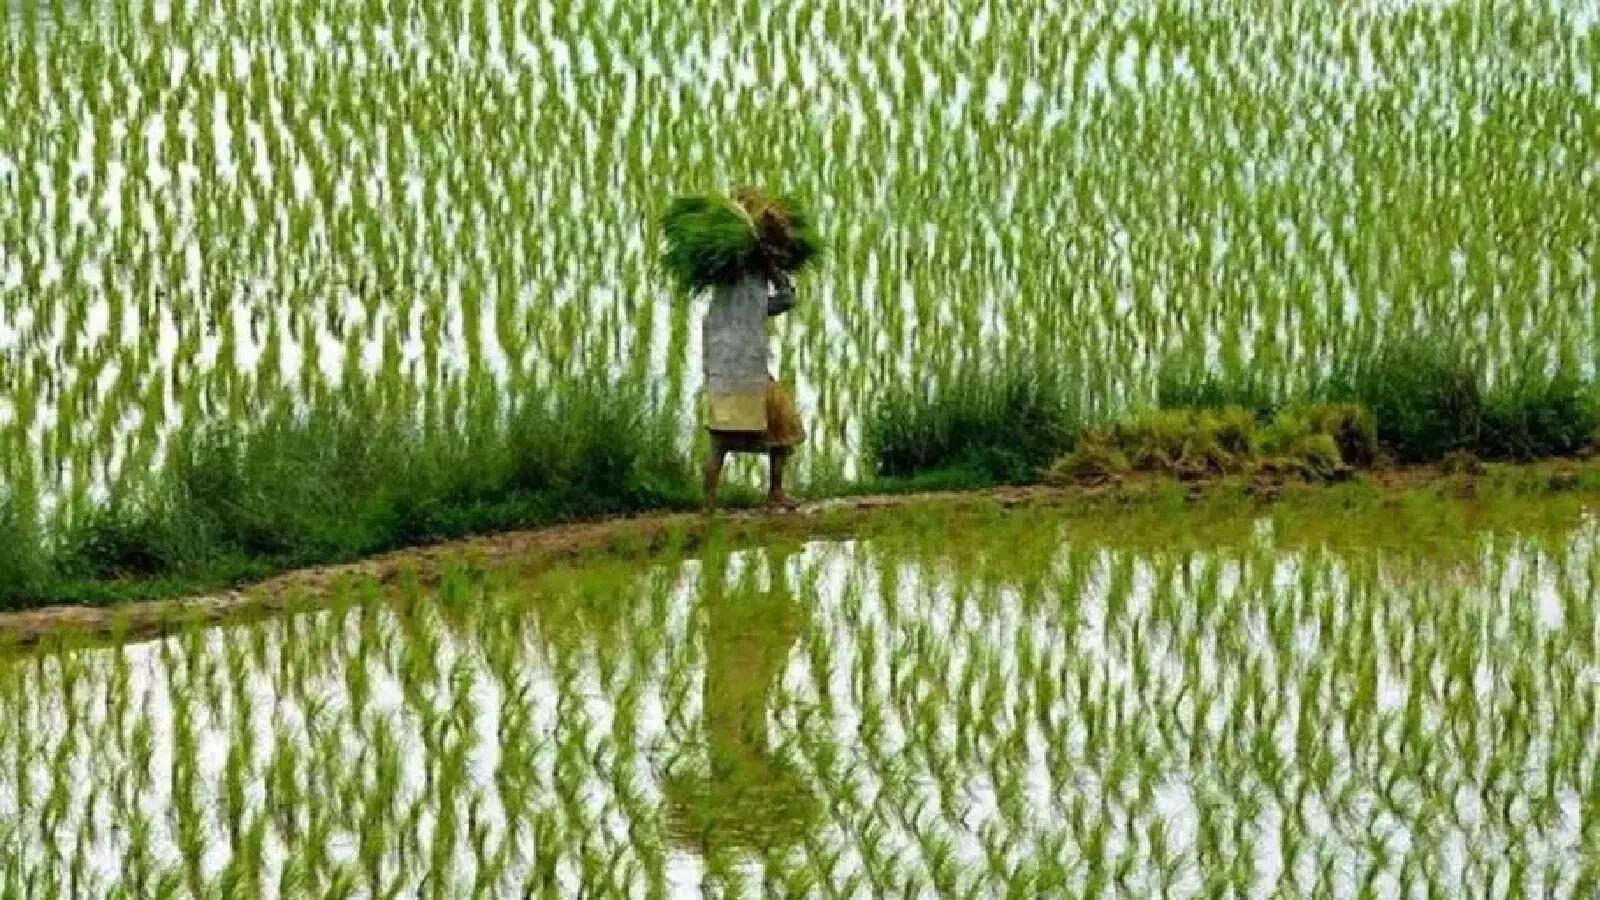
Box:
[767,272,795,316]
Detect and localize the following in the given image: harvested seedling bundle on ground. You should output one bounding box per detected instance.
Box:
[661,189,821,294]
[1048,403,1379,484]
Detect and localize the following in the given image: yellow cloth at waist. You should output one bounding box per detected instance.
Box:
[706,388,769,432]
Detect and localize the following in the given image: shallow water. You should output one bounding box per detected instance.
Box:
[1,495,1596,897]
[0,0,1594,510]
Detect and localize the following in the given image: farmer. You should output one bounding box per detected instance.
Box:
[662,188,818,512]
[701,262,805,513]
[663,186,816,514]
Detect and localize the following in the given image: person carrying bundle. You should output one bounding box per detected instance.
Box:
[661,188,821,513]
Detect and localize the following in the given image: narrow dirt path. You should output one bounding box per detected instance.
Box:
[0,484,1068,646]
[1,460,1592,647]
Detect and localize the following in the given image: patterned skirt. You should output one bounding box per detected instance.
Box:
[708,378,805,450]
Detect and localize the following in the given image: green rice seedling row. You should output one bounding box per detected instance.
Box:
[0,0,1594,526]
[1,498,1597,896]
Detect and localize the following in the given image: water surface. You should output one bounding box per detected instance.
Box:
[0,0,1593,506]
[1,494,1595,897]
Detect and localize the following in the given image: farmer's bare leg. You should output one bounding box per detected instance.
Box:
[704,439,729,513]
[766,448,796,509]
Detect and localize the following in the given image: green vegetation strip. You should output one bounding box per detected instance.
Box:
[6,350,1599,612]
[5,455,1600,646]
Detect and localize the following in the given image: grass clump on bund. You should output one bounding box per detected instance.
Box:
[1323,340,1600,463]
[1,378,700,609]
[867,337,1600,486]
[864,361,1081,488]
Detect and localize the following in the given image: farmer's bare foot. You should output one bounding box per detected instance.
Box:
[765,493,799,512]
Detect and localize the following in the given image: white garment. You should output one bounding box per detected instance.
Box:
[701,273,790,431]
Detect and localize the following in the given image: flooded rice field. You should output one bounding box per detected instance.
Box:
[0,0,1594,510]
[2,3,1596,891]
[2,496,1596,897]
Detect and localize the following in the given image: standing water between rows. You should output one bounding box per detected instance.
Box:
[0,494,1595,897]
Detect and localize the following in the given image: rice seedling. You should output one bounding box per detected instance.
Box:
[0,0,1595,895]
[0,0,1590,592]
[5,492,1587,895]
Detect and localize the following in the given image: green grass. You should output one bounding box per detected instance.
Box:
[869,338,1598,487]
[1477,367,1600,460]
[3,338,1597,610]
[863,361,1081,485]
[1321,338,1600,463]
[2,378,701,609]
[0,494,48,604]
[1156,357,1282,420]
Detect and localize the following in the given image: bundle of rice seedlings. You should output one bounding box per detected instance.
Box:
[1045,440,1130,484]
[1299,403,1378,468]
[1258,407,1355,481]
[1109,408,1254,479]
[1047,403,1376,486]
[660,189,822,294]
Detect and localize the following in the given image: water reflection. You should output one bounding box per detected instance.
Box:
[0,497,1595,895]
[663,542,821,853]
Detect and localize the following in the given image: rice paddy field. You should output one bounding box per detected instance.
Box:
[3,0,1600,896]
[0,0,1596,518]
[0,494,1596,897]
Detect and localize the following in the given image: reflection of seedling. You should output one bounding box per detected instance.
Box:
[3,497,1599,894]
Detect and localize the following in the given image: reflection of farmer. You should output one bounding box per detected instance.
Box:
[660,188,821,514]
[663,544,819,853]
